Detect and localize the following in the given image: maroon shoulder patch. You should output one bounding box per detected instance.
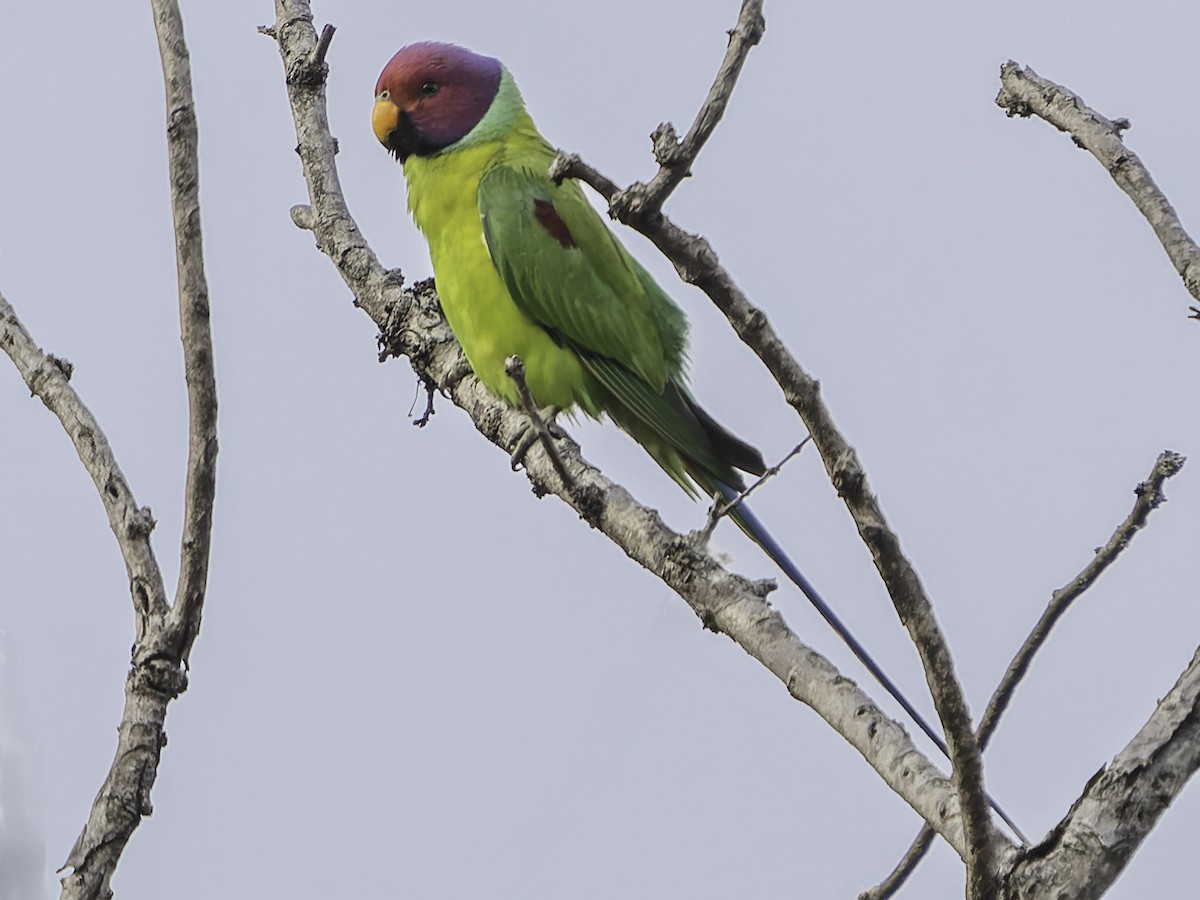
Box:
[533,199,577,249]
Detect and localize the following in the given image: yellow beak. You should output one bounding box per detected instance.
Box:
[372,98,400,145]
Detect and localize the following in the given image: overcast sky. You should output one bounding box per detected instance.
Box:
[3,1,1199,897]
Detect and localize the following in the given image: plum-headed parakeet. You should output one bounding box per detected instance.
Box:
[369,44,1016,829]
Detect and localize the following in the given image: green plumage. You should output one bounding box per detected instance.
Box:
[400,66,764,497]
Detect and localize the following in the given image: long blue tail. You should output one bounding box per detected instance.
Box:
[716,483,1027,844]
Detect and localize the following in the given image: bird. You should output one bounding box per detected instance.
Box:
[371,41,1024,842]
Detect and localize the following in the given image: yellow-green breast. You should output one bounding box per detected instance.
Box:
[403,136,603,417]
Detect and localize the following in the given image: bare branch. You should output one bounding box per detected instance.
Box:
[997,62,1200,317]
[700,438,809,541]
[0,294,169,632]
[879,634,1200,900]
[11,2,221,897]
[3,250,187,900]
[628,0,765,212]
[865,451,1186,898]
[859,829,936,900]
[978,451,1185,746]
[504,354,574,490]
[3,284,201,900]
[267,0,1009,863]
[553,17,1003,889]
[313,22,335,66]
[548,152,619,199]
[1006,646,1200,897]
[151,0,219,667]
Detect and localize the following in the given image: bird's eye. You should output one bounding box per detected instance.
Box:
[419,80,440,96]
[377,89,390,102]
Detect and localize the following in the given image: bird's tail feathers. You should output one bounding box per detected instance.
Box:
[713,481,1028,844]
[714,481,949,752]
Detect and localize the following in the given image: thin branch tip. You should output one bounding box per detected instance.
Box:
[547,151,575,185]
[651,122,683,166]
[634,0,766,208]
[291,204,315,230]
[998,62,1200,315]
[548,150,619,200]
[1157,449,1186,476]
[701,437,810,540]
[314,23,336,66]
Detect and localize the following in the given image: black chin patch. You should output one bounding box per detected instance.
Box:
[386,110,449,163]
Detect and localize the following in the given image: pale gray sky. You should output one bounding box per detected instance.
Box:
[2,1,1199,897]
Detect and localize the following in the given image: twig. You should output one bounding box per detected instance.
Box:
[553,9,1002,892]
[4,300,179,900]
[859,829,936,900]
[504,354,574,490]
[267,0,1002,862]
[548,152,619,197]
[863,451,1186,899]
[979,450,1185,745]
[621,0,766,215]
[699,437,809,542]
[997,62,1200,318]
[0,293,169,630]
[313,22,335,66]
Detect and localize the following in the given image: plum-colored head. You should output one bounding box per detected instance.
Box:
[372,42,503,162]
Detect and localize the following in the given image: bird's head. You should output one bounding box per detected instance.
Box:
[373,42,503,162]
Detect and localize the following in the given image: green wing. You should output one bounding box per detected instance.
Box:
[478,161,763,488]
[584,354,760,489]
[478,163,672,389]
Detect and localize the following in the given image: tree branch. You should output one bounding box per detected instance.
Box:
[0,296,170,632]
[873,640,1200,900]
[9,3,221,897]
[152,0,219,668]
[266,0,1008,865]
[860,828,937,900]
[4,295,183,900]
[551,8,1002,892]
[622,0,765,213]
[863,451,1186,898]
[977,451,1185,747]
[996,61,1200,318]
[1006,646,1200,898]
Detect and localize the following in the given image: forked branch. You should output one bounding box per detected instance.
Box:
[0,2,218,898]
[864,451,1187,899]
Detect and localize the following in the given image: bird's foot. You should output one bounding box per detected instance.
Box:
[508,409,564,468]
[504,355,574,489]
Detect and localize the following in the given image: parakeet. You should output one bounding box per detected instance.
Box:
[370,43,1016,834]
[372,41,764,503]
